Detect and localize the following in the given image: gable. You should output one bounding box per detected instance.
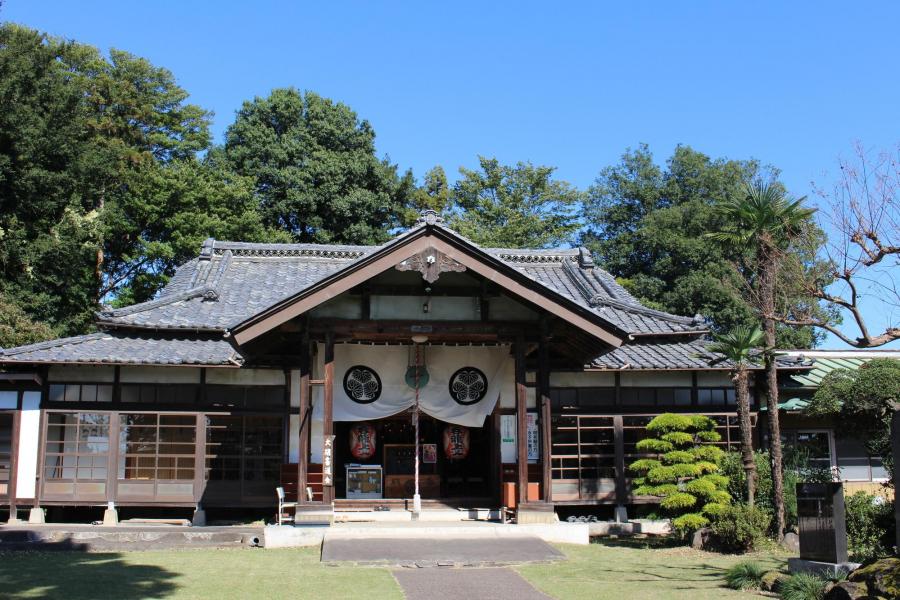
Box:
[229,225,626,347]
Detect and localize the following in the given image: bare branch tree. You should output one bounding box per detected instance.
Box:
[776,142,900,347]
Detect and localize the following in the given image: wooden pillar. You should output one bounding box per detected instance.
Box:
[322,332,335,505]
[7,392,21,521]
[515,335,528,505]
[297,332,311,504]
[613,415,627,508]
[538,335,552,503]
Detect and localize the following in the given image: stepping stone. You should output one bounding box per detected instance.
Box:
[393,567,552,600]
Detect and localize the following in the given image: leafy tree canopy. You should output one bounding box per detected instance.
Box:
[805,358,900,475]
[222,88,408,245]
[446,156,580,248]
[581,144,831,348]
[0,24,287,335]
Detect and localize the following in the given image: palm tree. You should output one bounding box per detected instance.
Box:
[710,181,815,539]
[707,326,765,507]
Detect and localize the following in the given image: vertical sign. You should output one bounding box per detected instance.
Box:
[322,435,336,487]
[500,414,516,463]
[526,412,540,462]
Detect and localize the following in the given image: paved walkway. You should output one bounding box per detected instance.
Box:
[321,535,564,566]
[393,567,552,600]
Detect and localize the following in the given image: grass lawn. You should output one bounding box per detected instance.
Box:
[0,540,790,600]
[0,547,403,600]
[517,539,790,600]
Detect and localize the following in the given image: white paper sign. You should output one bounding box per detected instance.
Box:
[526,412,540,462]
[500,414,516,463]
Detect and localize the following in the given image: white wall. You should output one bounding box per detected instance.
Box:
[549,371,615,387]
[15,391,40,500]
[120,366,201,384]
[620,372,692,387]
[206,368,285,386]
[48,365,116,382]
[697,372,734,387]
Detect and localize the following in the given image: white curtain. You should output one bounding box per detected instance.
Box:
[318,343,513,427]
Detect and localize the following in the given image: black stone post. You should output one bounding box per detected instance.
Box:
[796,482,848,564]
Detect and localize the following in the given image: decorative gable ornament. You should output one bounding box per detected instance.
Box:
[343,365,382,404]
[396,247,466,283]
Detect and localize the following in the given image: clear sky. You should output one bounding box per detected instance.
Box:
[3,1,898,348]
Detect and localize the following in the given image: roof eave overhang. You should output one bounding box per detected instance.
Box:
[228,225,627,348]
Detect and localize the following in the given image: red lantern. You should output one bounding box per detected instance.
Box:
[349,423,377,460]
[443,425,470,460]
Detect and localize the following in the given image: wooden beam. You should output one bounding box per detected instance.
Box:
[297,330,311,504]
[538,331,552,503]
[515,335,528,505]
[613,415,627,507]
[322,332,335,505]
[8,393,20,521]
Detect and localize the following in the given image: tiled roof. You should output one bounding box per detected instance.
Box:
[589,339,740,370]
[0,332,243,366]
[588,339,814,370]
[97,226,707,336]
[780,350,900,388]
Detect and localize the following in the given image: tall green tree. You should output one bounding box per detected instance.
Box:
[707,326,765,506]
[581,145,828,348]
[710,181,817,540]
[398,166,452,226]
[447,156,580,248]
[0,24,282,335]
[222,88,407,245]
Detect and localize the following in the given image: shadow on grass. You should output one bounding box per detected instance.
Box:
[0,540,179,599]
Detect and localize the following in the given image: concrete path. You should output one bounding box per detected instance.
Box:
[321,535,564,566]
[393,567,552,600]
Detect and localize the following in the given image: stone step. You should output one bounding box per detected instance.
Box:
[0,527,263,551]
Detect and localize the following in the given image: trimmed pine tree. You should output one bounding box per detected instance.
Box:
[629,413,731,532]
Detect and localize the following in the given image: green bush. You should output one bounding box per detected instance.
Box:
[844,491,895,562]
[778,572,828,600]
[720,449,831,533]
[724,561,767,590]
[710,503,772,552]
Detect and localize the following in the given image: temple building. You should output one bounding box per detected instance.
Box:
[0,211,889,524]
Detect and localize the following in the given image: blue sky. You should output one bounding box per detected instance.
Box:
[4,1,898,347]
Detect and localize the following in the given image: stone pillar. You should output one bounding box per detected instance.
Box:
[192,505,206,527]
[28,507,45,524]
[102,501,118,526]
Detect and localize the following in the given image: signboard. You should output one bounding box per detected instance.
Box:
[796,482,847,563]
[500,413,540,463]
[526,412,540,462]
[500,414,516,463]
[322,435,336,487]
